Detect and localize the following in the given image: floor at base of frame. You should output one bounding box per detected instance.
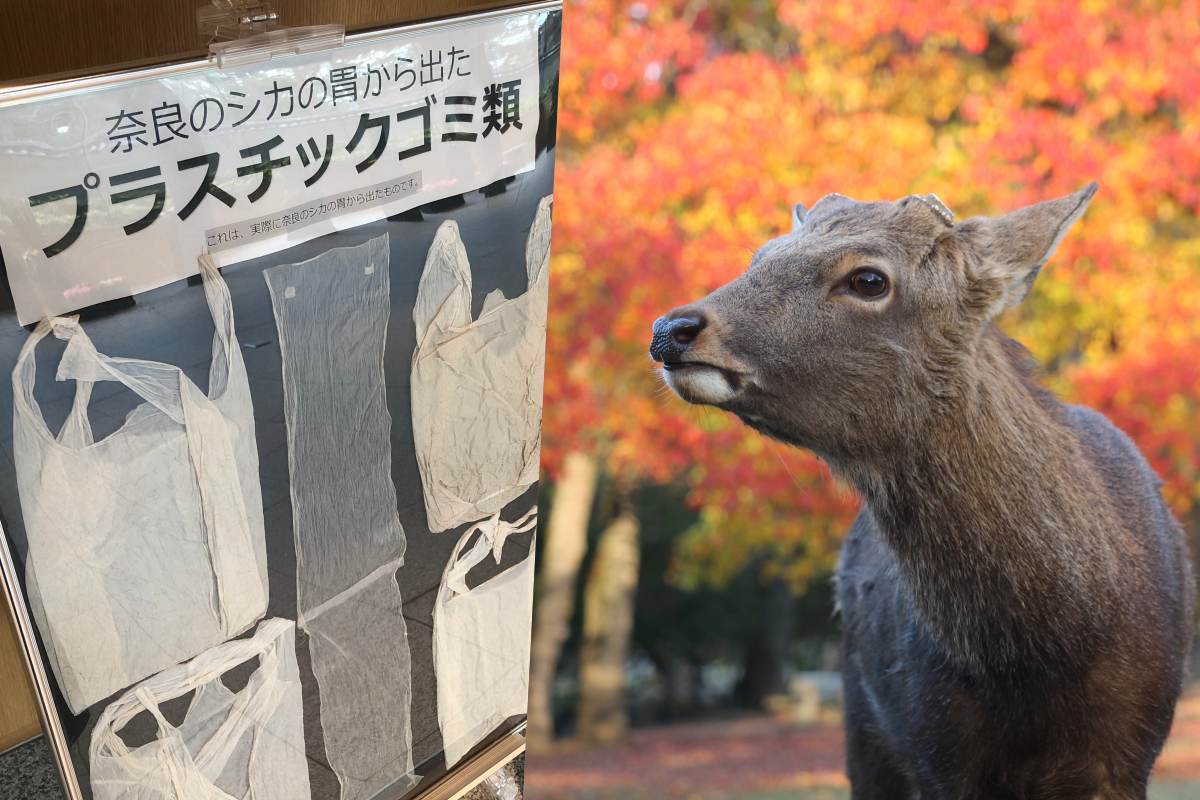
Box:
[0,737,524,800]
[0,735,62,798]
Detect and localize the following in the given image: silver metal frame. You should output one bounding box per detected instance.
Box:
[0,523,82,798]
[0,2,561,797]
[414,722,526,800]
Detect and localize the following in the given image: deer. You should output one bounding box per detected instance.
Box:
[649,185,1196,799]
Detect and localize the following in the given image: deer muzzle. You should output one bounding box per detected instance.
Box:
[649,310,706,363]
[650,306,746,406]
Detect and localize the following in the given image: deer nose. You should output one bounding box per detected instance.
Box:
[649,312,707,363]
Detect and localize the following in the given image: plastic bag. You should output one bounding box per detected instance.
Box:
[89,618,310,800]
[264,233,418,800]
[12,254,268,714]
[434,509,537,768]
[411,195,553,533]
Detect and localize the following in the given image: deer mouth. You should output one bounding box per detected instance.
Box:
[660,360,742,405]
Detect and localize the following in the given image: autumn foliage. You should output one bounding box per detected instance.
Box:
[544,0,1200,588]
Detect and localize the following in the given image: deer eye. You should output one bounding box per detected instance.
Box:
[848,268,889,299]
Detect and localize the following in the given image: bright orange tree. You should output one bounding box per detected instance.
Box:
[544,0,1200,588]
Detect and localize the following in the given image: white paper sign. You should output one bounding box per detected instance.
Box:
[0,13,541,325]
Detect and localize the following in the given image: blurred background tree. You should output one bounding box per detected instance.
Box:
[532,0,1200,760]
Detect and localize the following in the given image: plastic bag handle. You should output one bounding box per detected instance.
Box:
[197,253,240,401]
[524,195,553,286]
[12,255,241,440]
[412,221,474,359]
[92,620,293,759]
[439,507,538,600]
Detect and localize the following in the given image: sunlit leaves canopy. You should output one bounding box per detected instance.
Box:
[545,0,1200,588]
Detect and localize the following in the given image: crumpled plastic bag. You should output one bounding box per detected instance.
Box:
[264,234,418,800]
[434,508,537,768]
[411,195,553,533]
[89,618,310,800]
[12,254,268,714]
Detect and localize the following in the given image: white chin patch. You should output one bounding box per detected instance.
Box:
[663,366,736,405]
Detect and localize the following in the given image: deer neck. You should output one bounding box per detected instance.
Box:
[850,336,1123,676]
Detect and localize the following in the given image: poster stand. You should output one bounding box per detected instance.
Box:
[0,1,558,797]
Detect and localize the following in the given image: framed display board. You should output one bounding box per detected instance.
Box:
[0,3,560,798]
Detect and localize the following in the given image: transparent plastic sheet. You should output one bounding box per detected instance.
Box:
[11,255,268,714]
[89,618,310,800]
[434,510,537,768]
[411,195,553,533]
[264,233,418,800]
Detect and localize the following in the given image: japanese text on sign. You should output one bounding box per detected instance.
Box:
[0,13,541,325]
[205,173,422,252]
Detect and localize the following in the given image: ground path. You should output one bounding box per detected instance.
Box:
[526,686,1200,799]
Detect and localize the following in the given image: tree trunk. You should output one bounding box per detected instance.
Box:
[576,500,640,745]
[526,451,598,749]
[662,656,697,721]
[736,577,794,709]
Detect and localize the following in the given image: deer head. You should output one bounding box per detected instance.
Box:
[650,185,1097,464]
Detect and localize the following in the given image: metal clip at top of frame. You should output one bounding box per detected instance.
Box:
[198,0,345,70]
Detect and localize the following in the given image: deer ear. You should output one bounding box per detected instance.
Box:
[791,203,806,232]
[962,182,1098,314]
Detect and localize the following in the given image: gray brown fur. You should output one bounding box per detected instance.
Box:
[650,185,1196,799]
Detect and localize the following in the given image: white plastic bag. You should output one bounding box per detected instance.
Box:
[12,254,268,714]
[89,618,310,800]
[264,233,418,800]
[411,196,553,533]
[434,509,537,768]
